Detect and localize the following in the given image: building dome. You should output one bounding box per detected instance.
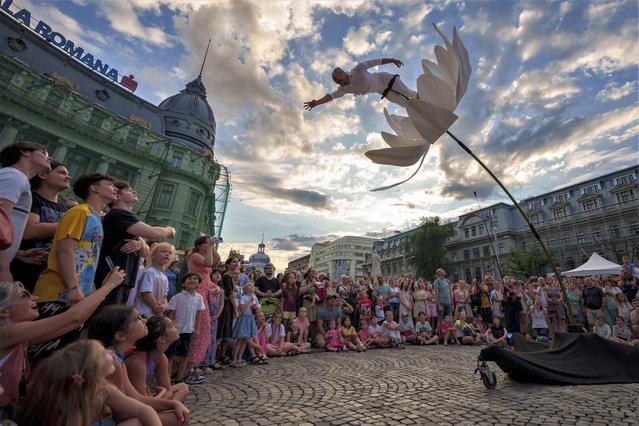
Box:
[248,240,271,271]
[158,76,216,152]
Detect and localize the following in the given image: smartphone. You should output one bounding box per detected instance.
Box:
[105,256,115,271]
[213,236,224,243]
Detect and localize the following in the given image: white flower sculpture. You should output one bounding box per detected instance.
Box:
[365,24,472,191]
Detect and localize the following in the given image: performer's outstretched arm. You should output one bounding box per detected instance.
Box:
[304,94,333,111]
[380,58,404,68]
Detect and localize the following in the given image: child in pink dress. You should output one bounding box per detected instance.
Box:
[325,320,345,352]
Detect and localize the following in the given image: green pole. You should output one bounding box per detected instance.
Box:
[446,130,575,325]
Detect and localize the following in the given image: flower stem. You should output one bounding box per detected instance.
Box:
[446,130,575,326]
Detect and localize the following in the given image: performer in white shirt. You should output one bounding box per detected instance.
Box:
[304,58,417,110]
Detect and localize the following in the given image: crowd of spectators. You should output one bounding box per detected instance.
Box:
[1,141,638,425]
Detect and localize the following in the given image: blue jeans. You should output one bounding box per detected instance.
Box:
[438,302,452,319]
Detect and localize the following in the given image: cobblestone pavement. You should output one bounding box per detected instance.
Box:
[186,345,639,425]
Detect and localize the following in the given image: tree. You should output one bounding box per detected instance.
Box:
[227,248,244,262]
[403,217,456,279]
[503,245,552,281]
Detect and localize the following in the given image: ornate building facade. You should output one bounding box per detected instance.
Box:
[0,4,230,250]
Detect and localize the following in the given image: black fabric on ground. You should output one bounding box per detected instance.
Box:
[511,333,549,352]
[479,332,639,384]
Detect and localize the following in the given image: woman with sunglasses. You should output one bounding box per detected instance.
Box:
[0,267,125,420]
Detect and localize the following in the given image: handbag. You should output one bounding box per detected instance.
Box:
[0,207,14,251]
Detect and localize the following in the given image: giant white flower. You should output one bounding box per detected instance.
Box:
[365,24,472,191]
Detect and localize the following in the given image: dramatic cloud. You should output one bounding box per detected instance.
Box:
[45,0,639,270]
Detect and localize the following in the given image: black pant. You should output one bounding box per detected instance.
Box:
[503,302,520,333]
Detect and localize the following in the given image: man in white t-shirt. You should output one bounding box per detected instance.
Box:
[0,141,52,281]
[304,58,417,110]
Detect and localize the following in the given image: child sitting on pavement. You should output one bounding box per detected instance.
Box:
[415,311,439,345]
[485,316,508,346]
[382,310,404,348]
[439,314,456,346]
[367,316,390,348]
[399,312,416,344]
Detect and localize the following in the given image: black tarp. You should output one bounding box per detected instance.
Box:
[479,332,639,384]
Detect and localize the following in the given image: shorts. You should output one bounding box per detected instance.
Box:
[165,333,192,358]
[586,308,601,326]
[438,303,452,319]
[282,311,297,320]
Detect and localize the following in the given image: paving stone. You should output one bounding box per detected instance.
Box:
[185,346,639,425]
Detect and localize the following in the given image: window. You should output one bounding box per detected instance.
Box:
[88,112,104,131]
[185,190,201,216]
[471,226,477,237]
[629,222,639,235]
[464,228,469,238]
[554,193,569,203]
[124,129,140,148]
[581,184,600,195]
[530,213,540,224]
[615,174,636,186]
[465,268,472,283]
[472,248,480,258]
[170,151,184,168]
[610,225,620,239]
[499,243,505,254]
[178,229,192,250]
[452,252,457,262]
[577,233,585,244]
[616,189,635,203]
[475,267,482,280]
[157,183,175,208]
[552,206,568,220]
[108,163,131,181]
[566,257,575,270]
[581,198,600,211]
[483,246,490,257]
[479,225,485,235]
[66,151,92,179]
[464,250,470,261]
[528,200,543,210]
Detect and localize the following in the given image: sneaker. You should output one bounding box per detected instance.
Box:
[183,372,206,385]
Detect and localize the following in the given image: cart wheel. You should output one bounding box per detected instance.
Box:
[481,370,497,389]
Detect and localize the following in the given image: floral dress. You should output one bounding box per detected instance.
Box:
[187,263,211,363]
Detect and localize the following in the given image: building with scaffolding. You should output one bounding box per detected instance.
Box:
[0,4,231,250]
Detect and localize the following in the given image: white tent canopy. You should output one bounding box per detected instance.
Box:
[562,252,632,277]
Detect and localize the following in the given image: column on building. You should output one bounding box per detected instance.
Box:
[52,139,75,162]
[96,156,115,174]
[0,118,23,150]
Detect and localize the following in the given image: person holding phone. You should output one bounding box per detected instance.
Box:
[94,180,176,306]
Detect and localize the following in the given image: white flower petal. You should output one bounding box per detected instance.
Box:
[406,99,458,143]
[421,59,445,82]
[381,131,423,148]
[399,116,424,140]
[365,144,428,166]
[434,45,459,96]
[384,108,405,135]
[453,27,472,104]
[416,73,456,111]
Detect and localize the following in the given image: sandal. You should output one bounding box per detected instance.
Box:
[221,356,232,364]
[258,356,269,364]
[251,357,262,365]
[210,362,224,370]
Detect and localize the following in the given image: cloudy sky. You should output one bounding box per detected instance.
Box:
[16,0,639,270]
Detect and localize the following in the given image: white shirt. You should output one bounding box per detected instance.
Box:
[167,290,205,333]
[330,59,395,99]
[134,266,168,317]
[0,167,31,261]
